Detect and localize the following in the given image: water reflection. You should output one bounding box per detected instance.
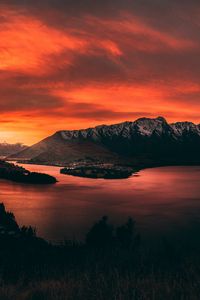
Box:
[1,164,200,242]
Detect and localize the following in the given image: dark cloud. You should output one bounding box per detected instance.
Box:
[58,53,126,84]
[3,0,200,34]
[69,108,154,121]
[34,100,155,121]
[0,86,63,112]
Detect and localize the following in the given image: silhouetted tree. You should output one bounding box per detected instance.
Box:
[116,218,140,248]
[86,216,114,247]
[0,203,19,233]
[21,226,36,237]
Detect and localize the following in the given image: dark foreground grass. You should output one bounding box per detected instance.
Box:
[0,203,200,299]
[1,266,200,300]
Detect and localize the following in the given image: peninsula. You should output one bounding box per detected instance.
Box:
[0,161,56,184]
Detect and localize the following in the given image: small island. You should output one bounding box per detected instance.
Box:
[0,161,57,184]
[60,163,134,179]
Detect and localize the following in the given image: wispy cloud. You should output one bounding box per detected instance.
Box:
[0,0,200,143]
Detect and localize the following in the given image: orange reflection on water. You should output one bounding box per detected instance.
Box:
[1,164,200,242]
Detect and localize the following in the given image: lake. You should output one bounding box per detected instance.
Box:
[1,163,200,243]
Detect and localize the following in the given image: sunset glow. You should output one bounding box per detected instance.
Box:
[1,1,200,144]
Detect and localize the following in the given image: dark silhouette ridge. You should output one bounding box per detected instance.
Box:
[0,203,200,299]
[0,203,37,239]
[0,204,139,250]
[0,203,19,234]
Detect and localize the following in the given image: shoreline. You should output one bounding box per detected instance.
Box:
[0,160,57,184]
[10,159,200,179]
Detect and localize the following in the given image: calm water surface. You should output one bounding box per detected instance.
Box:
[1,164,200,242]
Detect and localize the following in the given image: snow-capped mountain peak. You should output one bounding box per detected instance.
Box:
[59,117,200,141]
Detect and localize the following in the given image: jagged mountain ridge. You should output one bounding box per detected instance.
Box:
[9,117,200,165]
[59,117,200,140]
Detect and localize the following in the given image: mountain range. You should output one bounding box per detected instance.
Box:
[9,117,200,167]
[0,143,27,157]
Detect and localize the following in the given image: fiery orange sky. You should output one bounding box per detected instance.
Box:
[1,0,200,145]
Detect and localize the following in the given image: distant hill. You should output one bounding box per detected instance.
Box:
[0,143,27,157]
[8,117,200,167]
